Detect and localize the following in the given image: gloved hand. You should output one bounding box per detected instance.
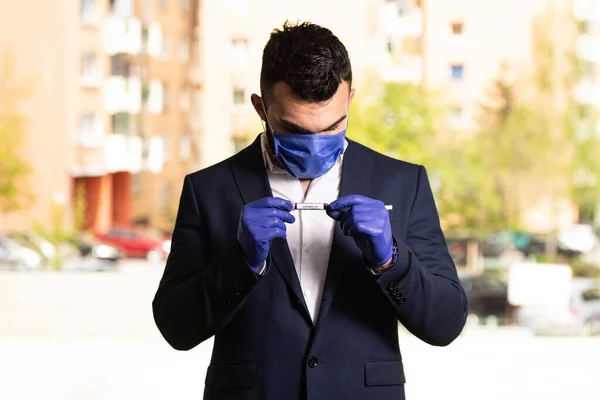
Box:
[237,197,295,269]
[326,195,393,267]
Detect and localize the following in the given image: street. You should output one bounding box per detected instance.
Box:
[0,260,598,400]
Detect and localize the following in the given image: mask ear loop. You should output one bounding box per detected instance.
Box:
[260,99,272,134]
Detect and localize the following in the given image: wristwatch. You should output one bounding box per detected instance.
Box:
[368,238,399,276]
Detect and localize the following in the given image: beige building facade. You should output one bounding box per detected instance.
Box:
[3,0,597,236]
[0,0,198,235]
[0,0,78,233]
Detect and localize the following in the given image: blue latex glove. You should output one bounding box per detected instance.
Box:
[237,197,295,269]
[326,195,393,267]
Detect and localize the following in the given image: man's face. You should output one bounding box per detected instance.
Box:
[251,81,355,137]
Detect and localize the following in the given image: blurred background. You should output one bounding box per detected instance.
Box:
[1,0,600,399]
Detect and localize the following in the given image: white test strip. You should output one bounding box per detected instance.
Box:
[294,203,326,210]
[293,203,394,211]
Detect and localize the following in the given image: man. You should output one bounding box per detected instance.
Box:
[153,22,467,400]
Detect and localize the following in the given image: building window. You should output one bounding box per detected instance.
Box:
[111,113,132,135]
[110,54,132,76]
[162,135,172,162]
[178,39,190,63]
[79,112,102,147]
[159,0,168,9]
[180,134,191,160]
[230,38,249,64]
[386,37,394,54]
[451,64,464,81]
[233,88,245,106]
[451,22,464,35]
[81,53,98,79]
[80,0,97,25]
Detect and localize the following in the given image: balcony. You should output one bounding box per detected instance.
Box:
[104,16,142,55]
[146,23,163,58]
[398,8,423,37]
[380,3,422,37]
[104,77,142,114]
[575,34,600,63]
[142,137,164,174]
[574,80,600,106]
[104,134,142,174]
[147,80,164,114]
[574,0,600,23]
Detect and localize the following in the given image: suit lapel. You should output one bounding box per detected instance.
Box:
[316,140,375,328]
[230,136,310,319]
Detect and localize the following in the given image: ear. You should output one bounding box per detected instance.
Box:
[348,88,356,108]
[251,93,267,122]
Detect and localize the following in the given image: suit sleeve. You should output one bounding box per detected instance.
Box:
[376,165,468,346]
[152,174,260,351]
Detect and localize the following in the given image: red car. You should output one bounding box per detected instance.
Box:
[96,228,170,262]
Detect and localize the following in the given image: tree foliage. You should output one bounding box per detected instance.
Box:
[350,4,600,238]
[0,53,33,213]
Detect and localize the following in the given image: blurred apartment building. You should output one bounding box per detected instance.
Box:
[422,0,600,231]
[2,0,597,235]
[0,0,420,235]
[0,0,197,234]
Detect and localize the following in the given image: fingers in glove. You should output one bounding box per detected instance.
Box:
[327,195,376,211]
[248,197,293,211]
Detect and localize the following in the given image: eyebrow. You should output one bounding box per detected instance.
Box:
[280,115,347,134]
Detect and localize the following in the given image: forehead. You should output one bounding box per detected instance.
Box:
[267,81,350,120]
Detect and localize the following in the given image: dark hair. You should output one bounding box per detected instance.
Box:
[260,21,352,104]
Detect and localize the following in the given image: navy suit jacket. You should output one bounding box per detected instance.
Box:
[153,136,468,400]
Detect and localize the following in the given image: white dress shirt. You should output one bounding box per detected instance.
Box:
[260,133,347,324]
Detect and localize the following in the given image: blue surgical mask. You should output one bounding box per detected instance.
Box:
[262,101,347,179]
[272,130,346,179]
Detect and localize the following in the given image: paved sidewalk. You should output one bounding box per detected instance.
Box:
[1,330,598,400]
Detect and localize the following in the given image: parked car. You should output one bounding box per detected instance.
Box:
[515,278,600,336]
[0,236,43,270]
[72,234,122,263]
[558,224,599,256]
[61,257,119,272]
[7,232,56,263]
[460,272,514,327]
[96,228,169,262]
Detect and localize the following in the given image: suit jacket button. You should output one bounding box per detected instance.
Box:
[308,356,318,368]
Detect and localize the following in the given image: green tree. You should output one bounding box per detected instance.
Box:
[0,53,33,213]
[349,81,444,168]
